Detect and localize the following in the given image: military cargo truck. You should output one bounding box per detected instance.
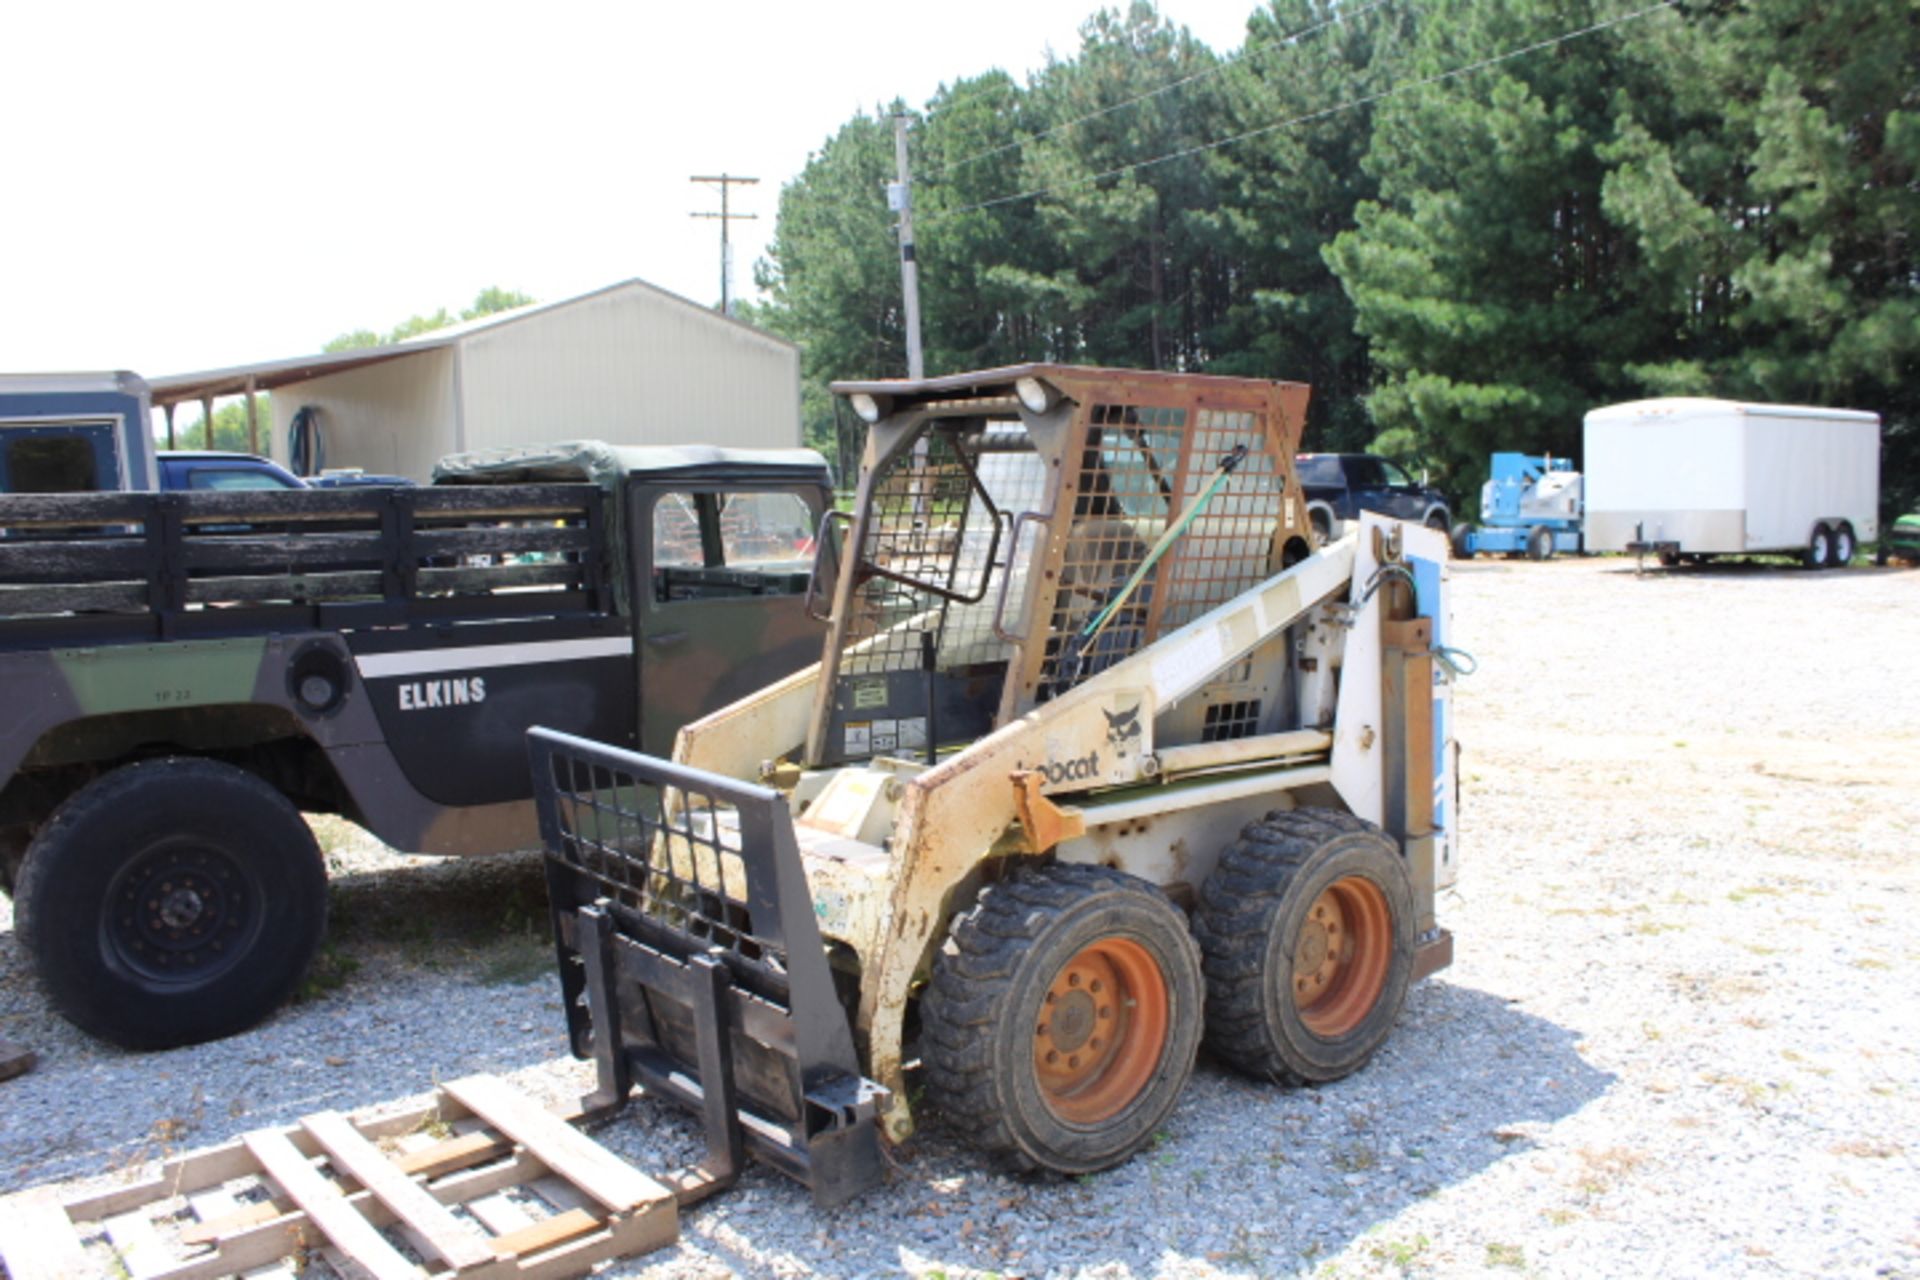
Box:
[0,440,833,1050]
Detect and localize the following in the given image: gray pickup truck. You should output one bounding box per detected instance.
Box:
[0,440,833,1049]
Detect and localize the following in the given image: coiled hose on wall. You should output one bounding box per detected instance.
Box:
[288,404,325,477]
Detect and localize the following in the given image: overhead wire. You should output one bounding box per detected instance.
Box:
[920,0,1681,227]
[916,0,1395,185]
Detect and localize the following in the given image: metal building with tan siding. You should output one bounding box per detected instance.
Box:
[148,279,801,480]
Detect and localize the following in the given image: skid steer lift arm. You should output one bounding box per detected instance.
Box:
[529,727,888,1208]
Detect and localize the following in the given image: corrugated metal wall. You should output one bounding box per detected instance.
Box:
[263,283,801,480]
[457,284,801,453]
[268,348,457,480]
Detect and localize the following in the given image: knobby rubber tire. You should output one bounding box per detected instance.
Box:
[14,757,328,1050]
[1527,526,1554,561]
[919,862,1203,1175]
[1193,807,1414,1085]
[1449,522,1475,560]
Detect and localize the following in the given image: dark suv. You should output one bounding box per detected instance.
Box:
[158,450,307,491]
[1296,453,1451,542]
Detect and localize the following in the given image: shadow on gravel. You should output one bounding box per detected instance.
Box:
[1594,558,1908,579]
[580,977,1619,1278]
[0,849,570,1195]
[3,858,1611,1278]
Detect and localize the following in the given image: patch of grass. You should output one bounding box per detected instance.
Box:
[1727,885,1783,903]
[479,936,553,987]
[1485,1242,1526,1269]
[1330,1139,1378,1173]
[1703,1071,1792,1109]
[1634,920,1686,936]
[1366,1233,1430,1270]
[297,941,361,1000]
[1853,957,1892,971]
[1576,1145,1647,1196]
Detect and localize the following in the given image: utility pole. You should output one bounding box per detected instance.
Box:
[690,173,759,317]
[888,116,925,379]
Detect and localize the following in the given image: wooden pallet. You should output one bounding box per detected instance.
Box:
[0,1075,677,1280]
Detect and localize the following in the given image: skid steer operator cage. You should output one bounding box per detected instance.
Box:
[808,365,1315,768]
[528,727,886,1207]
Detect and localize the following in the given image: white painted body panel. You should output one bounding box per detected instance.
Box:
[1583,398,1880,553]
[1329,515,1458,888]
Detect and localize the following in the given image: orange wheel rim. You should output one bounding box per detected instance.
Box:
[1293,875,1390,1037]
[1033,938,1169,1124]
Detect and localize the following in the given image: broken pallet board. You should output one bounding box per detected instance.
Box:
[0,1074,676,1280]
[0,1039,35,1083]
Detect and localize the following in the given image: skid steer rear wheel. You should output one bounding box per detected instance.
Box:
[1194,808,1414,1084]
[920,862,1203,1175]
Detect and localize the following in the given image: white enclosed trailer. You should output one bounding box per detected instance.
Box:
[1583,398,1880,566]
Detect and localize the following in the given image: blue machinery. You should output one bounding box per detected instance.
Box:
[1452,452,1583,559]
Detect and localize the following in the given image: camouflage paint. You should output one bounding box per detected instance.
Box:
[55,638,267,716]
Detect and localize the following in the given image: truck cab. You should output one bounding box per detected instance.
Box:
[0,438,834,1050]
[0,372,156,495]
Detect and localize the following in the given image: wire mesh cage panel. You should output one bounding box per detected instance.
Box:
[539,749,785,985]
[1026,399,1292,710]
[937,428,1047,668]
[840,429,995,679]
[1160,408,1284,628]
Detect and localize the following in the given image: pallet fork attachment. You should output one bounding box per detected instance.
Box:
[528,727,889,1208]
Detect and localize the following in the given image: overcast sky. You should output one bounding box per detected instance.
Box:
[2,0,1255,382]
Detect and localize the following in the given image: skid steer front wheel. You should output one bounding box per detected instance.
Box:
[1195,808,1414,1084]
[920,863,1203,1175]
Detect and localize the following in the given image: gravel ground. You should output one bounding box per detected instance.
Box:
[3,554,1918,1278]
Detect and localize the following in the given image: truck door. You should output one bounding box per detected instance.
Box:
[632,483,828,757]
[1376,458,1426,519]
[1346,455,1397,518]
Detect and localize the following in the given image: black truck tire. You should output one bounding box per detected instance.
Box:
[920,862,1204,1175]
[1194,808,1414,1085]
[13,757,328,1050]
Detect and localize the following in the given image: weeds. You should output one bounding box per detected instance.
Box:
[1485,1241,1526,1269]
[1366,1232,1430,1270]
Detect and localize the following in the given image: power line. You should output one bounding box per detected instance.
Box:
[922,0,1680,227]
[919,0,1394,186]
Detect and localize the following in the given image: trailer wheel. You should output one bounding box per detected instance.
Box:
[1526,526,1555,561]
[1194,808,1413,1084]
[12,758,327,1050]
[920,863,1203,1175]
[1805,524,1834,569]
[1832,523,1856,566]
[1449,523,1475,559]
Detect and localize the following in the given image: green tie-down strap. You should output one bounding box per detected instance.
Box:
[1063,444,1249,677]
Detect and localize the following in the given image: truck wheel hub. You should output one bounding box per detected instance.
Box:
[110,845,254,980]
[158,886,207,931]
